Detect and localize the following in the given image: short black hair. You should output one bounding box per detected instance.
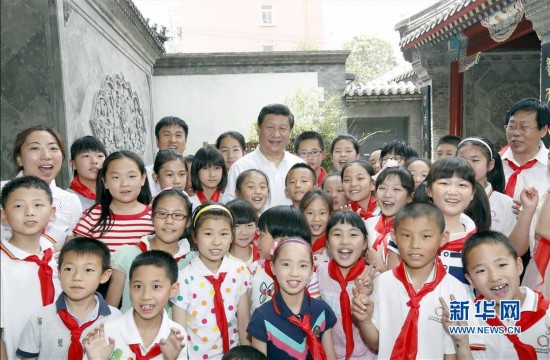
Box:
[505,97,550,130]
[215,131,246,152]
[155,116,189,140]
[191,201,235,249]
[330,134,360,155]
[299,189,332,214]
[380,140,419,160]
[326,210,368,241]
[341,160,375,181]
[235,169,269,196]
[294,131,325,153]
[226,199,258,225]
[285,163,317,186]
[69,136,108,177]
[462,230,518,275]
[394,202,445,234]
[1,176,52,208]
[436,135,462,148]
[129,250,178,284]
[258,205,311,243]
[153,149,187,175]
[257,104,294,129]
[58,237,111,272]
[191,147,228,192]
[221,345,267,360]
[375,167,415,195]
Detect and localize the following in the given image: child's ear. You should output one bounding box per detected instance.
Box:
[69,159,75,171]
[170,281,180,298]
[284,187,290,199]
[49,206,57,222]
[152,172,159,184]
[426,186,432,198]
[515,256,524,274]
[140,173,146,187]
[102,177,108,190]
[439,231,450,247]
[488,159,495,172]
[0,208,7,225]
[320,150,327,161]
[100,269,113,284]
[464,273,475,288]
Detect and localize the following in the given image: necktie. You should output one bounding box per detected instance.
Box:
[350,196,378,220]
[438,228,477,253]
[328,259,365,359]
[390,259,447,360]
[24,248,55,305]
[205,273,229,352]
[128,343,162,360]
[311,234,326,254]
[69,176,96,200]
[504,159,537,198]
[534,237,550,279]
[58,309,98,360]
[197,189,221,204]
[477,291,549,359]
[373,215,394,257]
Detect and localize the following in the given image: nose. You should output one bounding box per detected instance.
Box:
[409,236,421,249]
[24,204,36,216]
[90,154,99,164]
[40,147,52,159]
[173,175,183,185]
[72,267,82,281]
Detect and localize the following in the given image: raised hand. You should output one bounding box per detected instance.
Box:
[351,283,374,323]
[159,327,186,360]
[83,323,115,360]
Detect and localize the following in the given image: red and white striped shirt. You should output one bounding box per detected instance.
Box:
[73,204,154,252]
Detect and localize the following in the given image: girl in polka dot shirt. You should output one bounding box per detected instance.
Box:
[172,202,251,359]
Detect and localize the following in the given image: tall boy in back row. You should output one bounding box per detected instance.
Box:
[294,131,328,186]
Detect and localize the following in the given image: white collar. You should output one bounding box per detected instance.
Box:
[1,235,56,259]
[501,140,549,165]
[121,309,171,352]
[139,234,190,258]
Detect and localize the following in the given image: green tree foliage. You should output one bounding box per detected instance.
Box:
[343,35,398,83]
[294,40,319,51]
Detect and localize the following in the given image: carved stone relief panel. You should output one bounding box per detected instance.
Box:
[89,74,146,156]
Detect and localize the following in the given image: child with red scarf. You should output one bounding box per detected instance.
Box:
[341,161,379,221]
[299,190,332,267]
[352,202,485,359]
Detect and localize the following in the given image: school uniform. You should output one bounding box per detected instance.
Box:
[16,293,121,359]
[188,192,231,212]
[365,215,393,264]
[0,236,62,358]
[486,182,517,236]
[501,141,549,199]
[247,291,337,360]
[85,308,188,360]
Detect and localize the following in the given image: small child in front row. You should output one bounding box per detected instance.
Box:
[248,238,337,359]
[249,206,320,314]
[17,237,121,359]
[83,251,188,359]
[285,163,317,208]
[460,231,550,359]
[172,203,251,359]
[317,211,376,360]
[0,176,61,358]
[226,199,260,265]
[299,189,332,266]
[352,202,485,359]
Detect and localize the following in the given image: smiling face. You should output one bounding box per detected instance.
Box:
[464,242,523,305]
[71,151,105,184]
[198,164,223,191]
[16,130,63,184]
[407,160,430,189]
[506,110,547,160]
[257,114,292,158]
[152,195,190,245]
[327,221,367,275]
[272,242,313,297]
[233,222,256,250]
[130,265,179,322]
[322,176,347,212]
[303,198,330,239]
[102,158,146,206]
[194,217,233,272]
[457,145,493,186]
[342,164,374,204]
[331,140,359,172]
[59,251,111,302]
[376,175,412,218]
[218,136,244,169]
[426,176,474,218]
[156,125,187,154]
[154,159,188,191]
[285,168,316,205]
[369,150,382,174]
[236,172,268,213]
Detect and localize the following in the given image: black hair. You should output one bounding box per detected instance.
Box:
[221,345,267,360]
[404,157,432,170]
[457,137,505,193]
[505,97,550,130]
[341,160,375,182]
[375,167,415,196]
[394,202,445,234]
[129,250,178,284]
[330,134,360,155]
[70,136,108,177]
[294,131,325,152]
[258,205,311,243]
[58,237,110,272]
[437,135,462,148]
[299,189,332,214]
[380,140,419,161]
[285,163,317,186]
[271,237,313,265]
[462,230,519,275]
[257,104,294,129]
[184,154,195,164]
[321,172,342,189]
[152,188,192,236]
[1,176,53,208]
[12,126,65,174]
[326,210,368,240]
[154,116,189,140]
[92,150,151,237]
[413,157,491,231]
[191,147,228,192]
[215,131,246,152]
[235,169,270,195]
[226,199,258,225]
[191,201,234,248]
[153,149,187,175]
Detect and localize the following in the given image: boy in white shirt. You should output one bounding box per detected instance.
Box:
[83,250,187,360]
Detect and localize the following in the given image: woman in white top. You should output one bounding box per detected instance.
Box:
[1,126,82,245]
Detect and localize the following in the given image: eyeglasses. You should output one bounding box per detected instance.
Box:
[153,211,187,221]
[381,156,403,165]
[297,150,322,159]
[503,124,537,133]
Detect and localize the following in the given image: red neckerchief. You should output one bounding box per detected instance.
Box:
[272,291,326,360]
[265,260,279,294]
[373,215,393,256]
[328,259,365,359]
[475,291,550,359]
[252,242,260,262]
[58,309,99,359]
[197,189,221,204]
[317,167,327,187]
[390,259,447,360]
[349,196,377,220]
[204,273,229,352]
[534,237,550,282]
[438,228,477,253]
[311,234,326,254]
[24,248,55,305]
[69,176,96,200]
[128,343,162,360]
[504,159,537,198]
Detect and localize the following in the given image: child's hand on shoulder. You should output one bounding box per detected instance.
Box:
[83,323,115,360]
[159,327,186,360]
[351,283,374,323]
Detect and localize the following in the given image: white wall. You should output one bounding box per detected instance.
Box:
[152,72,319,154]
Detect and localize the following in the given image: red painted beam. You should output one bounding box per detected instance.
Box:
[449,61,463,136]
[465,18,534,56]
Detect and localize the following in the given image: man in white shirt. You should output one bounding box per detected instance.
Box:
[146,117,189,197]
[501,98,549,199]
[226,104,303,209]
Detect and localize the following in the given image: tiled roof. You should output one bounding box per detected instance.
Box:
[396,0,510,49]
[118,0,165,53]
[344,80,420,97]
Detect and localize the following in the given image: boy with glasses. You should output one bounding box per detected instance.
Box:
[294,131,328,186]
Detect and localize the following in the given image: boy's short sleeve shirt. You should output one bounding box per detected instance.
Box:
[247,291,337,360]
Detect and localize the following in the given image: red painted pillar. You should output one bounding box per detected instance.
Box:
[449,61,463,136]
